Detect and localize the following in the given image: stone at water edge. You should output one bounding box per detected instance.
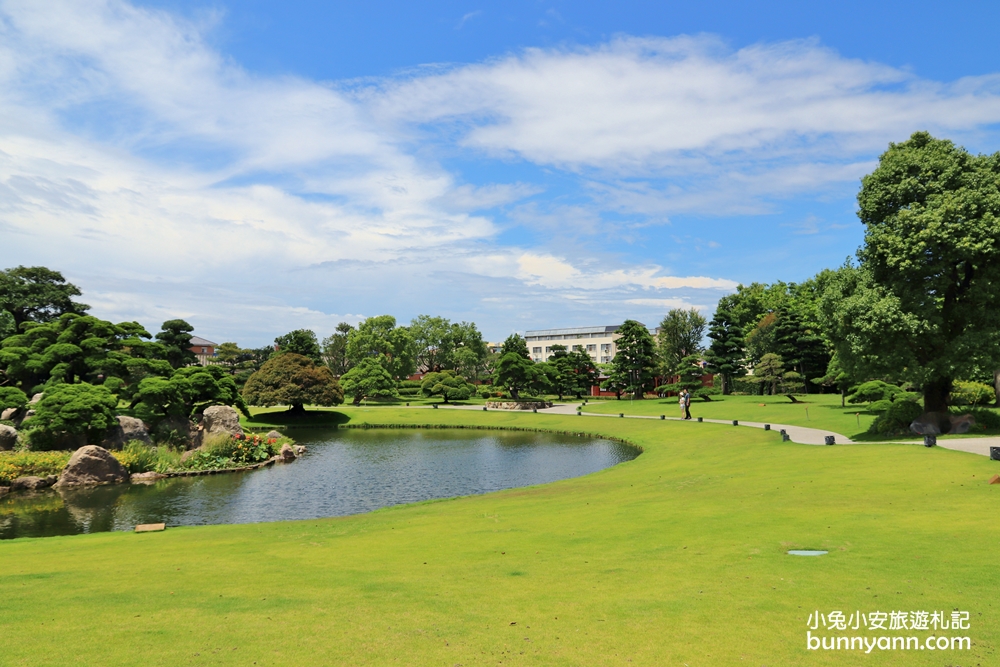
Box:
[202,405,244,437]
[53,445,128,487]
[0,424,17,451]
[295,445,306,455]
[265,430,283,440]
[10,476,54,491]
[989,474,1000,485]
[130,471,167,484]
[279,443,296,462]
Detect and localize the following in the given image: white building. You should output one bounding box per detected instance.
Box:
[524,325,633,364]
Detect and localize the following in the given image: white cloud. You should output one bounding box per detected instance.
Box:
[625,298,708,311]
[515,252,738,290]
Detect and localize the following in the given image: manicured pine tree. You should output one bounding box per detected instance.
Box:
[703,308,745,395]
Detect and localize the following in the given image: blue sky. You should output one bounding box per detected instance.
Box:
[4,0,1000,345]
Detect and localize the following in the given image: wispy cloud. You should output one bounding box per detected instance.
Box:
[455,10,482,30]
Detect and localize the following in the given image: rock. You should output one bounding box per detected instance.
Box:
[11,475,54,491]
[101,415,152,450]
[911,412,976,435]
[0,424,17,451]
[180,448,200,463]
[0,486,8,496]
[295,445,306,455]
[202,405,244,438]
[29,393,43,404]
[279,443,296,462]
[130,471,166,484]
[23,409,35,419]
[1,407,19,421]
[266,430,283,440]
[53,445,128,488]
[483,400,554,411]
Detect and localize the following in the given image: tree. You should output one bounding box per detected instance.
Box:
[0,314,162,393]
[813,354,852,407]
[26,382,118,450]
[703,308,745,395]
[744,312,778,367]
[748,353,784,396]
[322,322,355,376]
[821,132,1000,413]
[772,309,829,393]
[657,353,715,400]
[339,356,398,405]
[492,334,545,399]
[608,320,657,399]
[346,315,416,381]
[0,266,89,329]
[214,342,242,367]
[549,346,598,399]
[155,320,197,369]
[242,353,344,414]
[420,370,473,403]
[131,365,250,423]
[274,329,323,364]
[657,309,706,377]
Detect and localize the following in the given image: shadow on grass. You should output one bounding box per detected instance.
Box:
[245,409,351,429]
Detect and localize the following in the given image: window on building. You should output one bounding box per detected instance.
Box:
[601,343,611,352]
[532,347,542,354]
[586,344,596,352]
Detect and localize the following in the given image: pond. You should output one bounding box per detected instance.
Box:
[0,428,637,539]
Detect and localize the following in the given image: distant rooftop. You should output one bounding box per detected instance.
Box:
[524,325,623,337]
[189,336,217,347]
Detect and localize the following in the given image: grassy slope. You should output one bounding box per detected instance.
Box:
[1,407,998,666]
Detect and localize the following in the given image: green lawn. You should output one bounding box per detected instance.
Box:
[580,393,877,437]
[2,407,999,665]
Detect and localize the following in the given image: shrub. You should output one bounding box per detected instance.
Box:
[397,380,422,389]
[0,387,28,412]
[951,381,995,406]
[868,399,893,414]
[848,380,903,404]
[396,387,422,397]
[26,383,119,450]
[868,399,923,436]
[112,440,160,474]
[0,450,70,485]
[192,432,283,468]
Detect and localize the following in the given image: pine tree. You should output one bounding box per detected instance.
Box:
[703,308,745,394]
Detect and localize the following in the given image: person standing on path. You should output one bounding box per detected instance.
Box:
[679,389,688,419]
[683,388,692,420]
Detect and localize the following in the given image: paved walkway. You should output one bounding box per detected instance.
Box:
[434,402,999,458]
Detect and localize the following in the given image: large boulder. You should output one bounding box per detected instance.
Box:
[53,445,128,488]
[0,424,17,451]
[202,405,244,438]
[1,407,20,421]
[278,443,297,462]
[29,393,43,405]
[265,430,283,440]
[101,415,151,450]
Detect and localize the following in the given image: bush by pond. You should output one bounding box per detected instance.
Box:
[0,450,70,485]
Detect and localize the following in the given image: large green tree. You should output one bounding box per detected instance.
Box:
[339,356,398,405]
[131,365,249,423]
[420,370,473,403]
[345,315,416,381]
[821,132,1000,413]
[702,308,745,395]
[548,345,598,399]
[273,329,323,364]
[656,308,706,377]
[322,322,355,376]
[242,353,343,414]
[607,320,657,399]
[491,334,545,399]
[0,266,89,330]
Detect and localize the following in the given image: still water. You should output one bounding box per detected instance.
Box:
[0,428,637,539]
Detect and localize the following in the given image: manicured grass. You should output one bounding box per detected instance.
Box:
[582,393,879,438]
[2,407,999,665]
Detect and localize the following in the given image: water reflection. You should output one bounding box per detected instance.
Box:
[1,429,636,539]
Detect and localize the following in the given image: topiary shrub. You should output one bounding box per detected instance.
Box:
[0,387,28,412]
[868,399,923,436]
[868,399,893,414]
[25,382,119,450]
[848,380,903,405]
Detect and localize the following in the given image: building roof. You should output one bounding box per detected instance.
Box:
[524,324,644,338]
[189,336,217,347]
